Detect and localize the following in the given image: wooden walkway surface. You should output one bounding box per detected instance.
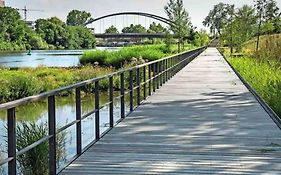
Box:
[61,48,281,174]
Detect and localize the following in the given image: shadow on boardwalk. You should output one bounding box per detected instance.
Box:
[61,48,281,175]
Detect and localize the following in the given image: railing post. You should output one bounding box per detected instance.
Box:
[168,58,171,80]
[7,107,16,175]
[75,88,82,155]
[120,73,125,118]
[160,61,163,87]
[136,68,140,105]
[129,70,133,111]
[95,81,100,140]
[148,64,152,96]
[165,59,168,83]
[143,66,146,100]
[109,76,114,127]
[48,95,56,175]
[153,63,156,92]
[156,62,159,89]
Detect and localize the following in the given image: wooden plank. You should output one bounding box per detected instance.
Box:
[60,48,281,175]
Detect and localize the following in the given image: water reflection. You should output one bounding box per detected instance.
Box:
[0,91,135,173]
[0,47,118,68]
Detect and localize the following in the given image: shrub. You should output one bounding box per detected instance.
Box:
[80,45,169,68]
[80,50,109,66]
[0,72,42,102]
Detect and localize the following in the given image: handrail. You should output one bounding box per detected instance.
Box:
[0,46,206,175]
[0,47,203,111]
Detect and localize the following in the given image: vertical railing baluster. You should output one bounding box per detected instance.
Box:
[148,64,152,96]
[7,107,16,175]
[75,88,82,155]
[120,73,125,118]
[109,76,114,127]
[168,58,170,80]
[143,66,146,100]
[95,81,100,140]
[136,68,140,105]
[156,62,159,89]
[129,70,133,111]
[165,59,168,82]
[153,63,156,92]
[160,61,163,87]
[48,95,56,175]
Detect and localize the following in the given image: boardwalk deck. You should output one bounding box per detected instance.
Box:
[60,48,281,175]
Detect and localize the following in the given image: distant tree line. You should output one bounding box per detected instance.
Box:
[203,0,281,52]
[104,0,210,48]
[0,7,95,51]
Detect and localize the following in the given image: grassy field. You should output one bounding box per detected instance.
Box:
[225,34,281,117]
[242,34,281,54]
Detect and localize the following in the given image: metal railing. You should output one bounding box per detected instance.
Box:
[0,46,206,175]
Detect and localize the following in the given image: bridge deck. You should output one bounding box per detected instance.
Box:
[61,48,281,174]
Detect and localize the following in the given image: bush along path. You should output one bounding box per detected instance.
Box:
[80,44,195,68]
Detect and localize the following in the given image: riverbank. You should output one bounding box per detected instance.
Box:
[0,44,196,103]
[0,66,117,103]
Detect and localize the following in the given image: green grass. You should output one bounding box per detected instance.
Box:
[242,34,281,54]
[16,122,66,175]
[228,57,281,117]
[80,44,195,68]
[0,66,117,103]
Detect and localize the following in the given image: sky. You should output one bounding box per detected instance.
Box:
[5,0,281,32]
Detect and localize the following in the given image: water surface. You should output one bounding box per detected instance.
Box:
[0,47,118,68]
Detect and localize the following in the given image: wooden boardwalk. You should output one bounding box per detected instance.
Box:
[60,48,281,174]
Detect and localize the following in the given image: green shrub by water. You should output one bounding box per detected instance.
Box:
[0,66,116,103]
[80,44,195,68]
[228,57,281,117]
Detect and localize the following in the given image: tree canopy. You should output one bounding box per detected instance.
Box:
[0,7,96,51]
[105,25,119,34]
[205,0,281,52]
[203,3,235,35]
[122,24,147,33]
[66,10,93,26]
[164,0,192,51]
[147,22,167,33]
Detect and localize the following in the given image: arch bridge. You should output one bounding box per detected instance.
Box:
[87,12,176,39]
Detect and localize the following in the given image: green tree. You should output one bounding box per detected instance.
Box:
[193,30,210,47]
[105,25,119,34]
[164,0,191,51]
[147,22,167,33]
[67,26,96,49]
[36,17,69,49]
[0,7,48,51]
[221,5,257,52]
[122,24,147,33]
[66,10,93,26]
[254,0,267,51]
[264,0,280,33]
[203,3,234,35]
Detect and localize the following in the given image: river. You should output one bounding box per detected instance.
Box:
[0,47,118,68]
[0,92,137,173]
[0,47,130,173]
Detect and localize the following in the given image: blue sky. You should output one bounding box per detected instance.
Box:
[5,0,281,32]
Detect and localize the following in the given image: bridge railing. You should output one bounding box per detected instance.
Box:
[0,46,206,175]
